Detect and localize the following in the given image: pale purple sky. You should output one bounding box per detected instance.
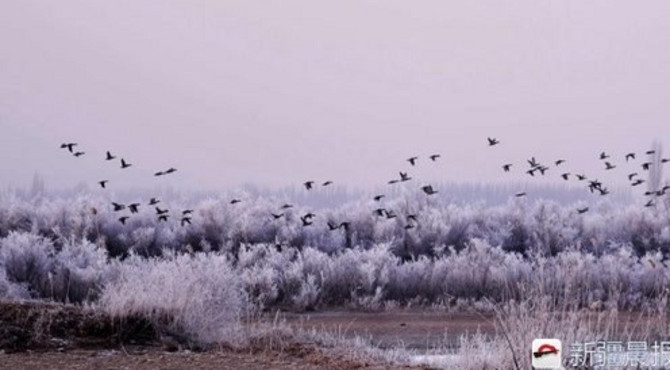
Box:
[1,1,669,191]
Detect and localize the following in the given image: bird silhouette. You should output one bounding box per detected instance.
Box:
[300,215,313,226]
[271,213,284,220]
[421,185,438,195]
[645,200,655,207]
[407,214,418,222]
[388,179,399,185]
[662,159,670,164]
[600,152,610,160]
[561,173,570,180]
[373,195,385,202]
[385,210,397,219]
[527,157,539,168]
[60,143,77,152]
[604,162,616,170]
[646,150,656,155]
[576,174,587,181]
[487,137,500,146]
[577,207,589,214]
[158,215,169,222]
[327,222,340,231]
[515,192,526,197]
[182,209,193,215]
[404,224,415,230]
[181,217,191,226]
[642,162,652,170]
[628,173,638,181]
[429,154,441,161]
[118,216,130,225]
[555,159,566,166]
[322,181,333,186]
[73,151,85,157]
[599,187,610,196]
[644,191,655,196]
[154,171,164,177]
[526,169,536,177]
[373,208,386,217]
[304,181,315,190]
[106,151,116,161]
[120,159,132,169]
[625,153,636,161]
[632,179,645,186]
[164,168,177,175]
[112,202,125,211]
[502,164,512,172]
[128,203,140,214]
[407,157,418,166]
[280,204,293,209]
[149,198,160,206]
[230,199,241,205]
[155,207,169,215]
[399,172,411,182]
[303,212,316,219]
[98,180,109,189]
[538,166,549,175]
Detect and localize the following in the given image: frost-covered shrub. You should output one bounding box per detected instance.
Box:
[99,253,248,345]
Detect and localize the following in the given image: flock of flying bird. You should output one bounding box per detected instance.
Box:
[59,142,192,226]
[60,137,670,234]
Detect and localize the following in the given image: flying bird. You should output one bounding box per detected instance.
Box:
[407,214,418,222]
[502,164,512,172]
[662,158,670,163]
[230,199,241,205]
[327,222,340,231]
[388,179,399,185]
[149,198,160,206]
[645,200,655,207]
[527,157,539,168]
[487,137,500,146]
[526,169,536,177]
[561,173,570,181]
[164,168,177,175]
[118,216,130,225]
[407,157,418,166]
[60,143,77,152]
[73,151,85,157]
[182,209,193,215]
[373,195,385,202]
[385,210,397,219]
[577,207,589,214]
[515,192,527,197]
[121,159,132,169]
[646,150,656,155]
[576,174,587,181]
[155,207,169,215]
[98,180,109,189]
[304,181,315,190]
[628,173,638,181]
[322,181,333,186]
[303,212,316,219]
[111,202,125,212]
[404,224,415,230]
[271,213,284,220]
[555,159,566,166]
[631,179,645,186]
[181,217,191,226]
[429,154,441,161]
[399,172,411,182]
[600,152,610,160]
[128,203,140,214]
[106,151,116,161]
[280,204,293,209]
[642,162,652,170]
[373,208,386,217]
[158,215,169,222]
[154,171,164,177]
[625,153,636,161]
[421,185,438,195]
[604,162,616,170]
[300,216,313,227]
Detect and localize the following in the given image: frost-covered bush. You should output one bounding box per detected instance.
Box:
[99,253,248,345]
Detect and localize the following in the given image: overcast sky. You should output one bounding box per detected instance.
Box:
[1,1,669,192]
